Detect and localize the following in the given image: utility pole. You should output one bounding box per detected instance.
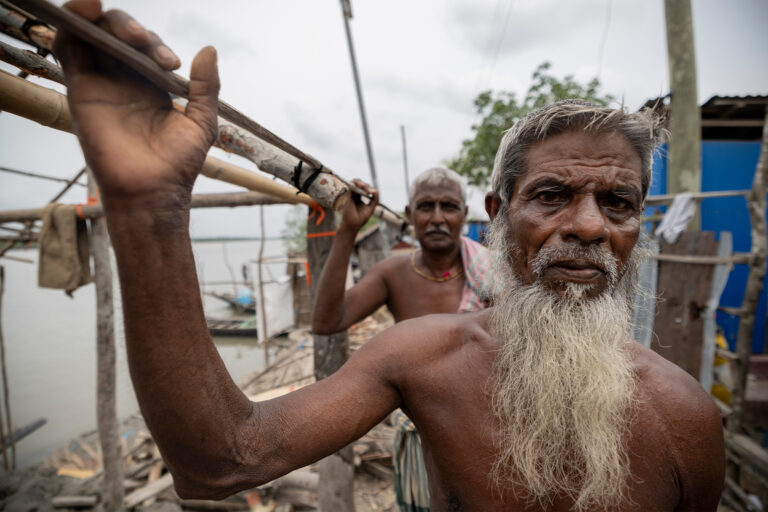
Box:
[340,0,378,190]
[664,0,701,230]
[401,124,411,199]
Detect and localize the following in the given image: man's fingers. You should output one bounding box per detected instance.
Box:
[63,0,102,21]
[185,46,220,143]
[101,10,151,47]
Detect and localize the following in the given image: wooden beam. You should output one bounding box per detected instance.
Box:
[0,191,288,223]
[306,207,354,512]
[87,169,123,509]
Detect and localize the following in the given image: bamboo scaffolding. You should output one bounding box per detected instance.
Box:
[721,110,768,510]
[0,39,63,83]
[0,3,55,51]
[0,68,408,229]
[0,164,85,186]
[728,110,768,434]
[0,191,289,223]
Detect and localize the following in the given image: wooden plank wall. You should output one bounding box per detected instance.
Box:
[652,232,720,379]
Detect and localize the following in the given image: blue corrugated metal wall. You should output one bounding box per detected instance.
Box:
[650,141,766,353]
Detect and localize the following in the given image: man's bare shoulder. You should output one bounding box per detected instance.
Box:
[368,253,411,277]
[631,342,721,423]
[630,342,725,506]
[354,309,495,382]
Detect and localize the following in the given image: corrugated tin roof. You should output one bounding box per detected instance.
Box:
[641,94,767,140]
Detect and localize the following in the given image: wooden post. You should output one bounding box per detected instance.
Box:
[728,110,768,433]
[306,207,354,512]
[0,265,10,471]
[257,205,269,366]
[86,169,123,509]
[664,0,701,230]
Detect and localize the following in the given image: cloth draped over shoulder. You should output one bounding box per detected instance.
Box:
[394,235,493,512]
[457,235,494,312]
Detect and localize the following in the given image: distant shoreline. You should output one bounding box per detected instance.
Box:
[191,236,288,242]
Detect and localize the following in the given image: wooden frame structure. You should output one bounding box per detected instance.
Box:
[0,4,408,508]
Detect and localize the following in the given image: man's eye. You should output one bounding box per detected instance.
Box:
[603,196,632,210]
[536,191,565,204]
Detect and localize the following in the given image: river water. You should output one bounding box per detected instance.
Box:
[1,239,288,470]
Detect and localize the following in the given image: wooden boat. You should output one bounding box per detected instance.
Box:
[206,317,259,337]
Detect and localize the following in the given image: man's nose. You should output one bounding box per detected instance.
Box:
[561,195,608,245]
[431,205,446,223]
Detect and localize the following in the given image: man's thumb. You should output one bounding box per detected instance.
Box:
[186,46,220,142]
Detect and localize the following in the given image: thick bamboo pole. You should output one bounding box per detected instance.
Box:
[0,191,287,223]
[728,110,768,434]
[86,169,123,509]
[0,68,408,229]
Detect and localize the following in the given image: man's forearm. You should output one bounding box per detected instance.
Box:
[311,225,357,333]
[104,200,255,495]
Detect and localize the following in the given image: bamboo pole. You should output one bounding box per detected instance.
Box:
[728,110,768,433]
[87,168,123,509]
[0,39,63,83]
[0,266,9,472]
[13,0,329,172]
[0,4,55,50]
[257,205,269,365]
[49,167,87,204]
[0,191,288,223]
[0,68,409,229]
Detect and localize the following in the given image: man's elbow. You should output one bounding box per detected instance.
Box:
[312,314,342,335]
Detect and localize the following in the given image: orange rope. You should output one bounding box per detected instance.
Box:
[305,231,336,239]
[304,260,311,287]
[76,195,99,220]
[307,202,325,225]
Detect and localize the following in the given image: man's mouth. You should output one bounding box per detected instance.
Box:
[545,259,606,282]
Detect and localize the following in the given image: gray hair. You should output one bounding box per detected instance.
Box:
[490,99,665,204]
[409,167,467,203]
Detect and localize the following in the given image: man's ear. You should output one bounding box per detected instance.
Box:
[405,205,412,223]
[485,192,502,220]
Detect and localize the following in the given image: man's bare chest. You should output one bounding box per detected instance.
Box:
[386,272,465,320]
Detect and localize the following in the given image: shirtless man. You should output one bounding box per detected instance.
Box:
[312,166,489,337]
[313,167,490,512]
[55,2,725,510]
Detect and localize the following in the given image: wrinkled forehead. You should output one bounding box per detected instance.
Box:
[409,180,465,205]
[515,130,643,197]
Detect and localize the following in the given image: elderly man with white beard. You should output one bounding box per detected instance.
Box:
[56,3,725,510]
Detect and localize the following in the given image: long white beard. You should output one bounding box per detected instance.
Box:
[487,213,640,511]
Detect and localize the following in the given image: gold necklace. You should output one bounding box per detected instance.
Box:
[410,251,463,282]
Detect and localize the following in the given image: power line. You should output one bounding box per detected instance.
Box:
[596,0,613,79]
[486,0,517,90]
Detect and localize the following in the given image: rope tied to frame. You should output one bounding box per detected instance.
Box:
[291,161,324,195]
[76,195,98,220]
[307,202,326,225]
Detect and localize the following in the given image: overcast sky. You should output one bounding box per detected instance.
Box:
[1,0,766,239]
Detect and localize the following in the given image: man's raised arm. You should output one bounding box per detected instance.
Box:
[311,182,389,334]
[55,0,399,498]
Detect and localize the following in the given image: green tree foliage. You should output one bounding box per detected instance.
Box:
[281,205,307,253]
[448,62,615,189]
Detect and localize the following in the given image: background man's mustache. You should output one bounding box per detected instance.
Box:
[532,244,619,284]
[425,225,451,235]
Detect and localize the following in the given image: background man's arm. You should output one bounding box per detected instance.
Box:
[55,0,399,499]
[311,183,390,334]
